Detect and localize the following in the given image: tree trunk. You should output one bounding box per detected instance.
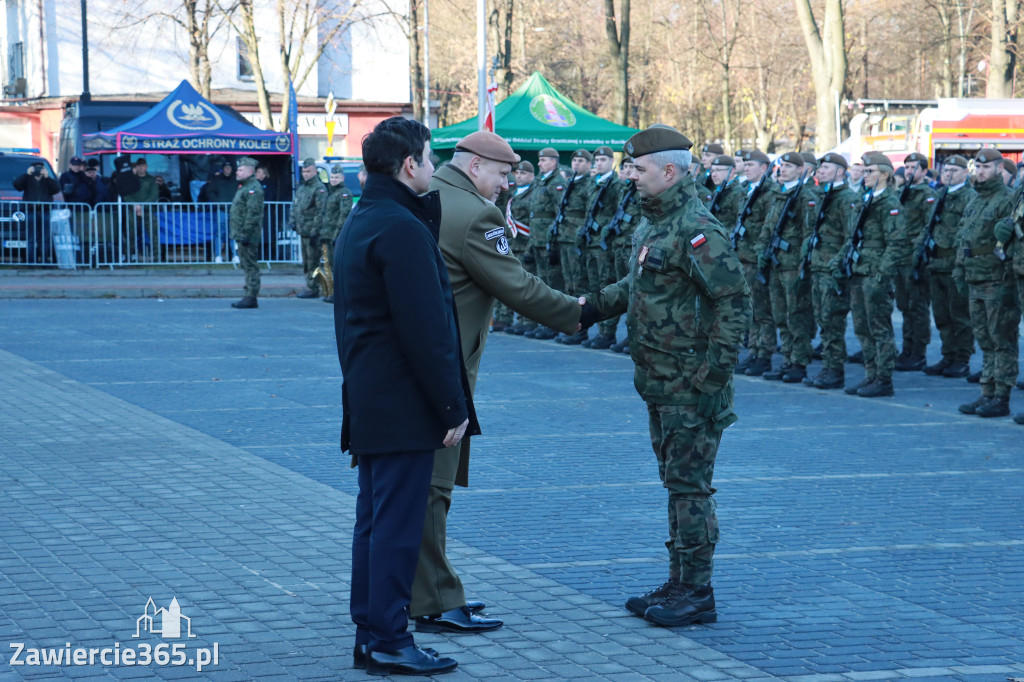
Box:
[488,0,514,99]
[603,0,630,126]
[793,0,846,151]
[987,0,1018,97]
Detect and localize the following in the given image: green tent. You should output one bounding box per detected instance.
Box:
[431,72,638,153]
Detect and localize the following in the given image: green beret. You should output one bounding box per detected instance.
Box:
[743,150,770,165]
[623,125,693,158]
[238,156,258,169]
[862,152,893,170]
[572,149,593,163]
[593,146,614,158]
[538,147,559,159]
[302,157,317,168]
[904,152,929,168]
[621,156,633,165]
[818,152,848,169]
[975,148,1003,164]
[1002,157,1017,176]
[799,152,817,167]
[516,160,535,173]
[778,151,804,167]
[702,142,724,155]
[330,163,345,174]
[944,154,968,169]
[710,155,734,168]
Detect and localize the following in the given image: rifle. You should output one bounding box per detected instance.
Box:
[600,184,637,251]
[836,190,875,295]
[577,178,613,254]
[730,175,768,250]
[799,183,838,281]
[995,186,1024,261]
[911,186,948,281]
[707,180,726,216]
[899,174,915,206]
[547,175,576,252]
[756,178,806,284]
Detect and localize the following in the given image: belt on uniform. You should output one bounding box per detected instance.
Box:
[964,244,996,257]
[934,246,956,258]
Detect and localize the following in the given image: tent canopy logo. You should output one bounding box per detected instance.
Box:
[529,95,576,128]
[167,101,223,131]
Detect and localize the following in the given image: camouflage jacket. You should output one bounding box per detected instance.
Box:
[808,183,860,273]
[581,172,623,249]
[833,185,908,277]
[506,184,533,253]
[954,175,1014,284]
[229,176,265,242]
[898,182,938,266]
[592,179,751,410]
[733,177,776,265]
[756,180,816,271]
[1001,182,1024,276]
[708,180,746,240]
[558,175,594,243]
[322,182,354,241]
[926,182,975,273]
[291,176,328,237]
[528,171,564,248]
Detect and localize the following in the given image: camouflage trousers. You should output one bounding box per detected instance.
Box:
[646,402,721,585]
[768,267,814,367]
[237,240,261,297]
[301,235,321,294]
[812,271,850,370]
[928,269,973,363]
[583,247,618,337]
[850,274,897,380]
[968,277,1020,398]
[558,243,587,295]
[604,238,632,334]
[493,247,536,328]
[742,261,775,360]
[894,265,931,357]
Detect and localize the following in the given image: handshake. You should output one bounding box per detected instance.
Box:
[576,296,602,330]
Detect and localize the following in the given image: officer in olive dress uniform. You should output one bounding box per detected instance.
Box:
[584,125,751,628]
[955,148,1019,419]
[525,148,567,340]
[229,156,264,309]
[411,132,586,633]
[292,158,329,298]
[922,155,976,378]
[831,152,909,398]
[579,146,624,349]
[895,152,938,371]
[321,163,354,304]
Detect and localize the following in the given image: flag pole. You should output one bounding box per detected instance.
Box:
[476,0,486,131]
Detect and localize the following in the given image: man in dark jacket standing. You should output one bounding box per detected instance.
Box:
[334,116,474,677]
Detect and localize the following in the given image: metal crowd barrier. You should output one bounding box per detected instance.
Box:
[0,200,300,269]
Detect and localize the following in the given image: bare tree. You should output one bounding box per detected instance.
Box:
[793,0,846,151]
[696,0,741,151]
[986,0,1019,97]
[489,0,515,99]
[603,0,630,126]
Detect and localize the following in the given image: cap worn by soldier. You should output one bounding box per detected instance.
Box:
[743,150,770,165]
[454,131,521,164]
[623,125,694,158]
[975,148,1003,164]
[538,147,559,159]
[944,154,969,169]
[800,151,817,167]
[572,149,593,163]
[778,151,804,166]
[301,157,317,168]
[621,156,634,165]
[904,151,929,169]
[711,155,734,167]
[1002,157,1017,177]
[818,152,848,169]
[238,156,258,169]
[862,151,893,170]
[593,145,614,159]
[702,142,724,155]
[516,160,535,173]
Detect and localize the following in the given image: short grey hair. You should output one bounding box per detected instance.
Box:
[648,149,692,175]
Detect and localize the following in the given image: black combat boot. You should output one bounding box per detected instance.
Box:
[813,367,845,389]
[231,296,258,309]
[958,395,992,415]
[966,370,982,383]
[1013,412,1024,425]
[976,396,1010,418]
[490,321,510,333]
[531,326,558,340]
[625,578,679,616]
[847,349,864,364]
[857,376,894,397]
[845,376,874,395]
[762,362,793,381]
[644,583,717,627]
[610,339,630,354]
[922,357,952,376]
[745,356,773,376]
[560,331,588,345]
[896,354,926,372]
[781,364,807,383]
[734,355,755,374]
[942,361,970,378]
[589,334,616,350]
[296,288,319,299]
[1016,378,1024,390]
[812,344,823,360]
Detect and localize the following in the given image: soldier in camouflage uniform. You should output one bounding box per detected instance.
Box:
[995,176,1024,422]
[291,158,329,298]
[955,148,1019,418]
[805,153,860,388]
[579,146,623,349]
[321,163,354,304]
[554,149,595,344]
[525,148,566,340]
[603,158,640,353]
[696,142,723,193]
[922,155,975,378]
[497,162,537,334]
[584,126,751,628]
[894,152,938,371]
[755,152,816,383]
[733,150,777,376]
[228,156,264,309]
[831,152,908,397]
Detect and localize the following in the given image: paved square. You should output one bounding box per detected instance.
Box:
[1,298,1022,680]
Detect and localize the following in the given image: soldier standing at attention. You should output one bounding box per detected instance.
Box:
[583,125,751,627]
[955,148,1019,419]
[831,152,908,398]
[806,153,860,389]
[525,148,567,340]
[554,150,595,344]
[603,157,640,353]
[756,152,816,384]
[707,155,746,233]
[321,163,354,304]
[733,150,778,377]
[848,161,866,193]
[697,142,724,191]
[229,157,264,310]
[922,155,975,378]
[502,161,538,335]
[292,158,329,299]
[894,152,938,371]
[580,146,623,349]
[995,169,1024,421]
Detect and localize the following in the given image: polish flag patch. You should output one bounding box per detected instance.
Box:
[926,197,935,203]
[890,209,900,216]
[690,233,707,248]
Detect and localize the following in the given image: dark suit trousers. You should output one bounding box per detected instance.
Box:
[351,450,434,652]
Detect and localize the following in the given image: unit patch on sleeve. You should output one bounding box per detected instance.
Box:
[484,227,505,241]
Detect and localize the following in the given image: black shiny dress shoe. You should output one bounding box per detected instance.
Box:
[465,600,486,613]
[354,644,436,670]
[366,646,457,676]
[415,605,503,633]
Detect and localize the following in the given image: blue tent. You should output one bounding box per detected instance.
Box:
[82,80,293,156]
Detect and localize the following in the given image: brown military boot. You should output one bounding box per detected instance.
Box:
[975,396,1010,418]
[958,395,992,415]
[643,583,717,627]
[625,578,679,616]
